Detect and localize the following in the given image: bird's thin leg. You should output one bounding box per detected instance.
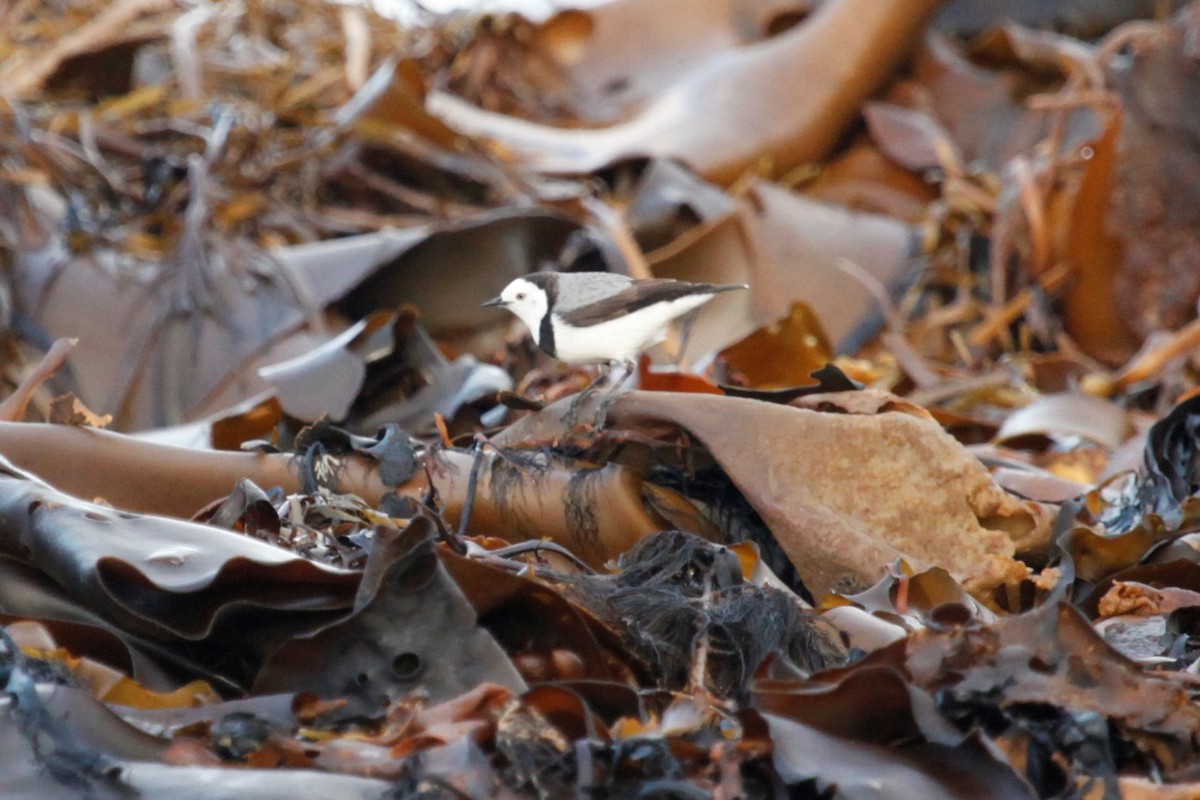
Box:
[595,358,636,431]
[564,364,609,428]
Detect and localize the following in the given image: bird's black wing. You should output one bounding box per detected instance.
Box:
[557,280,744,327]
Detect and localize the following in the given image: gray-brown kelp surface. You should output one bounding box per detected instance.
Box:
[2,0,1200,797]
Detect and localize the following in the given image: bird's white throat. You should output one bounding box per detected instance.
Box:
[497,277,549,344]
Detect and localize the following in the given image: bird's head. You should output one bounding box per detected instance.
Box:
[482,277,548,337]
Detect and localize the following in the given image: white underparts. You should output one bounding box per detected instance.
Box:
[548,293,714,363]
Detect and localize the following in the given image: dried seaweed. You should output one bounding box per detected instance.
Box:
[5,0,1200,797]
[563,531,837,699]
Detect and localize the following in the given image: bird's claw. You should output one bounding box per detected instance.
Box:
[562,374,605,429]
[594,396,619,432]
[562,405,582,430]
[562,393,589,429]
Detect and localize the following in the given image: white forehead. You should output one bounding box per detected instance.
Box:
[503,277,539,297]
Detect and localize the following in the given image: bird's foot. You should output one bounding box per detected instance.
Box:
[562,400,584,430]
[560,366,610,429]
[592,359,636,432]
[562,388,596,430]
[593,393,618,432]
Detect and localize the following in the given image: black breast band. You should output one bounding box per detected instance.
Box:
[539,313,556,357]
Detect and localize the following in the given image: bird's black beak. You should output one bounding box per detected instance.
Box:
[481,296,506,308]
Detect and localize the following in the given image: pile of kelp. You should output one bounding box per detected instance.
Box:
[3,0,1200,797]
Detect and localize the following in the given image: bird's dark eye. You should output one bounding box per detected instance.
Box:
[516,292,526,300]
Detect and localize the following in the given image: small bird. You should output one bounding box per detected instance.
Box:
[483,271,747,426]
